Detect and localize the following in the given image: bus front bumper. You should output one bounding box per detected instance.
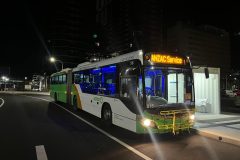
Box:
[136,109,195,134]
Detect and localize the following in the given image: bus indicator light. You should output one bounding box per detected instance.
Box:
[151,54,184,65]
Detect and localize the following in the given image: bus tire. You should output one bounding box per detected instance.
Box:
[54,92,57,102]
[73,96,78,111]
[102,104,112,126]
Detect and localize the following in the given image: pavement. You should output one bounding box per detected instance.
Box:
[1,91,240,147]
[195,112,240,146]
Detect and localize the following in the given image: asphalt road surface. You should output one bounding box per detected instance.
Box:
[0,93,240,160]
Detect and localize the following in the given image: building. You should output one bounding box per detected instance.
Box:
[30,74,50,91]
[46,0,96,69]
[167,22,231,78]
[96,0,164,54]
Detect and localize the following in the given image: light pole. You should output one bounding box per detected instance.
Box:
[49,57,64,70]
[226,74,232,90]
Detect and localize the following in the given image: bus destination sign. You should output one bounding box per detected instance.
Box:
[150,54,184,65]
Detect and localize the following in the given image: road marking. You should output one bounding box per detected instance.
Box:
[0,98,5,108]
[54,103,152,160]
[22,95,50,102]
[26,95,152,160]
[35,145,48,160]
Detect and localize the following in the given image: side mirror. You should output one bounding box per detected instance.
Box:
[204,68,209,79]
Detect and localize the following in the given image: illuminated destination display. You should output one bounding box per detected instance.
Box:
[150,54,184,65]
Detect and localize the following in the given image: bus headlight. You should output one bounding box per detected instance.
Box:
[143,119,151,127]
[189,114,195,120]
[141,118,156,128]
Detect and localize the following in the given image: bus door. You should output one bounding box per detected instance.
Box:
[120,76,137,98]
[120,75,143,114]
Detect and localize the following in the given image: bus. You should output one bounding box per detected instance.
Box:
[50,50,195,134]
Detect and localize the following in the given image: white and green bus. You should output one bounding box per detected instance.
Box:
[50,50,195,134]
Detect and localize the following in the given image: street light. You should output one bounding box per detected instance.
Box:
[50,57,55,62]
[1,76,9,91]
[2,76,6,80]
[49,57,64,70]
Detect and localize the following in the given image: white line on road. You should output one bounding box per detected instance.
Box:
[54,102,153,160]
[35,145,48,160]
[0,98,5,108]
[26,95,153,160]
[22,95,50,102]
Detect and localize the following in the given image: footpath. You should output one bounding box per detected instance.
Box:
[1,91,240,147]
[195,113,240,146]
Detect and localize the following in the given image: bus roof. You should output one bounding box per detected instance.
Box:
[73,50,143,72]
[50,68,72,77]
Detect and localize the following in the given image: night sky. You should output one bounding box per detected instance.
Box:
[1,0,240,79]
[1,0,51,78]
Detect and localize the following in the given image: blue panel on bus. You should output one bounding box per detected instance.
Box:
[79,65,117,96]
[91,68,101,74]
[101,65,116,73]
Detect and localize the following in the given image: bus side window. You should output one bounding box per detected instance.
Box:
[74,73,81,84]
[59,75,63,84]
[102,65,116,96]
[55,76,59,84]
[53,76,57,84]
[62,74,66,84]
[81,70,91,93]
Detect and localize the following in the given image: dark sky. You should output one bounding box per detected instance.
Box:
[0,0,51,78]
[164,1,240,69]
[1,0,240,79]
[164,1,239,31]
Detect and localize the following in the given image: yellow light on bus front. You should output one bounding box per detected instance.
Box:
[190,114,195,120]
[141,118,156,128]
[143,119,151,127]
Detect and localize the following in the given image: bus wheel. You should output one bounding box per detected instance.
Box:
[54,93,57,102]
[102,104,112,126]
[73,96,78,111]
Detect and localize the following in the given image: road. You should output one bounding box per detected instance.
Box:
[0,93,240,160]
